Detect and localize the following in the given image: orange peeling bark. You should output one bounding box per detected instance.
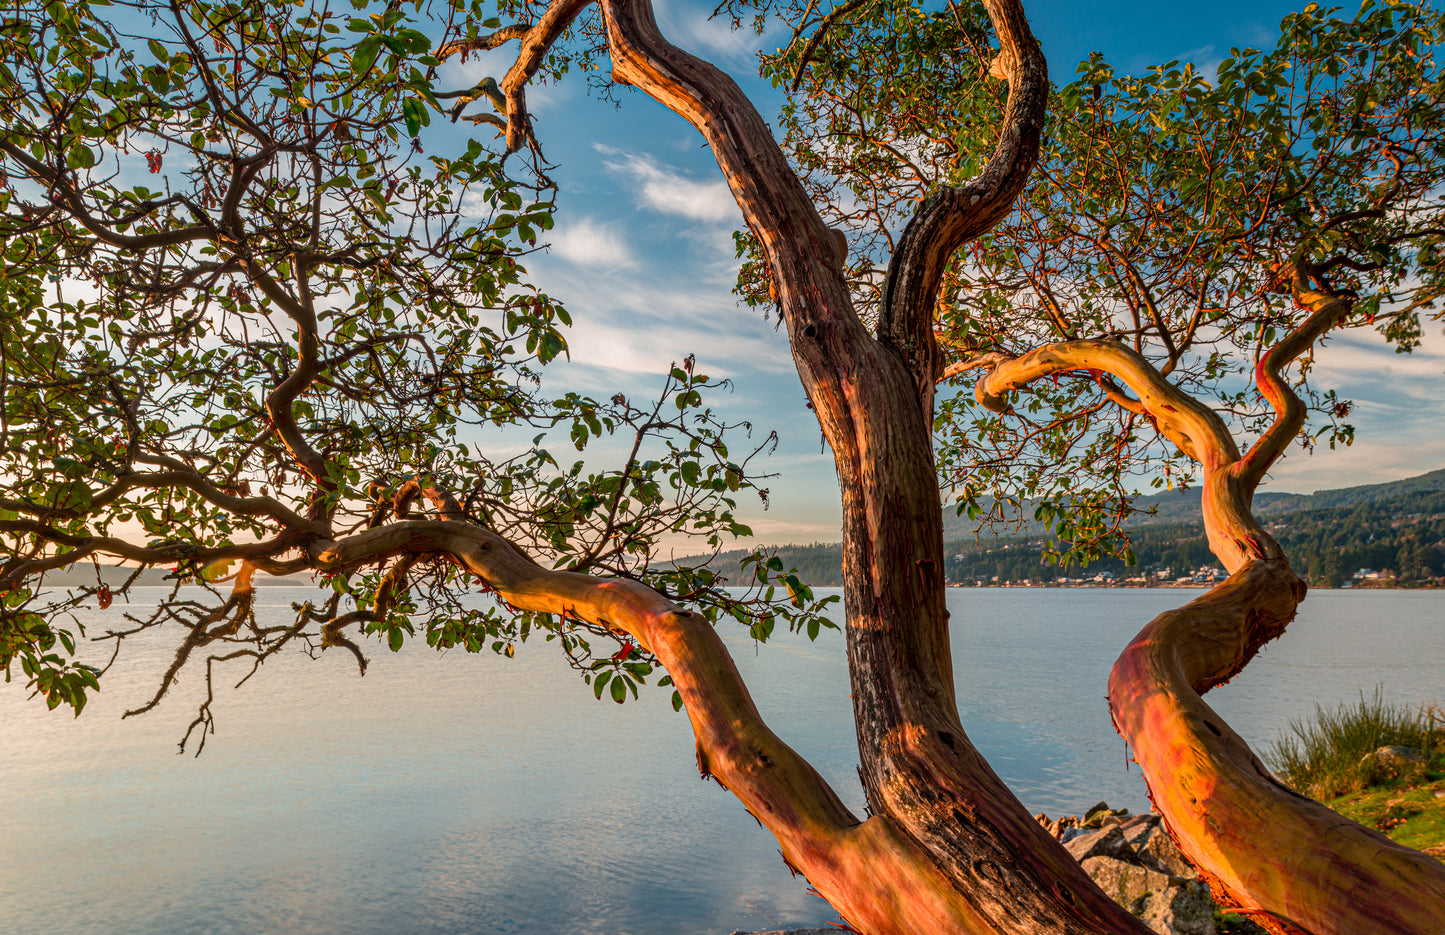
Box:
[967,307,1445,933]
[1110,562,1445,935]
[596,0,1155,930]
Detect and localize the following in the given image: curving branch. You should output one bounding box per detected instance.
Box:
[436,23,531,59]
[1109,561,1445,935]
[974,339,1237,473]
[0,141,218,251]
[0,520,311,587]
[959,306,1445,932]
[601,1,1153,931]
[243,257,336,523]
[297,516,1125,933]
[439,0,594,157]
[961,292,1445,932]
[966,338,1292,573]
[877,0,1048,412]
[89,470,325,535]
[1233,282,1353,496]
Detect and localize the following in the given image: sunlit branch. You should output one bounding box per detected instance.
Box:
[787,0,875,93]
[439,0,594,158]
[90,469,323,534]
[1233,280,1353,496]
[877,0,1047,411]
[0,522,308,587]
[972,339,1236,469]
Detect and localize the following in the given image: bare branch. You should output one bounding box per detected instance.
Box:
[1233,282,1354,495]
[441,0,595,157]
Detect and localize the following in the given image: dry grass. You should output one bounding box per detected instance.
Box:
[1267,688,1444,801]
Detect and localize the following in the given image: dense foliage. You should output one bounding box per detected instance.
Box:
[0,0,831,723]
[751,0,1445,560]
[7,0,1445,930]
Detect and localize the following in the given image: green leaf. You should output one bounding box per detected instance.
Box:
[51,480,92,512]
[352,37,380,74]
[402,97,425,136]
[538,330,566,363]
[67,144,96,169]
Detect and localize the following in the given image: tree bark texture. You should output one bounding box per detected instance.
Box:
[601,0,1155,931]
[967,290,1445,933]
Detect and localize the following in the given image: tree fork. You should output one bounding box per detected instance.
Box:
[601,0,1153,930]
[1108,287,1445,933]
[963,300,1445,933]
[306,518,1071,933]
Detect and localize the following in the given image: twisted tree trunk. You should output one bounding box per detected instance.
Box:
[969,286,1445,934]
[598,0,1155,930]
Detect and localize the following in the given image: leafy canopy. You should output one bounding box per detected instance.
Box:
[755,0,1445,560]
[0,0,834,724]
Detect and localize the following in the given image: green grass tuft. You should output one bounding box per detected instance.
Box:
[1267,687,1444,801]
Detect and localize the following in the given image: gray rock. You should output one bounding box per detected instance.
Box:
[1080,855,1176,913]
[1065,826,1131,862]
[1133,825,1198,879]
[1140,882,1216,935]
[1119,813,1158,838]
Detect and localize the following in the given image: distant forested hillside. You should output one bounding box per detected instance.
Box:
[38,565,313,589]
[677,471,1445,589]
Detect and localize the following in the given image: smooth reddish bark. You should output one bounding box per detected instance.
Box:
[966,285,1445,934]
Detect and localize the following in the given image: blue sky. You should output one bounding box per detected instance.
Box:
[442,0,1445,548]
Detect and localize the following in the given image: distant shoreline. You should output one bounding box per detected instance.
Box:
[946,581,1441,590]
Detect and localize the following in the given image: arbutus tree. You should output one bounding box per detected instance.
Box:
[2,3,1444,935]
[0,0,832,732]
[761,0,1445,930]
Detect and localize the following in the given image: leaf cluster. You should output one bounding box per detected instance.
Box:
[762,0,1445,561]
[0,0,823,723]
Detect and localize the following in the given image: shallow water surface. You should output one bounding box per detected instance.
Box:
[1,586,1439,934]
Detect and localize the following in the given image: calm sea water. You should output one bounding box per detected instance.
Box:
[1,587,1440,934]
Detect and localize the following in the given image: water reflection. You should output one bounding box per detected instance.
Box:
[2,586,1439,933]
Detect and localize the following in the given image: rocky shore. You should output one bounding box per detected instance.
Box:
[1034,802,1263,935]
[730,802,1266,935]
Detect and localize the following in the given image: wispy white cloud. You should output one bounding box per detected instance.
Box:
[559,304,792,377]
[1262,325,1445,491]
[595,144,739,223]
[1310,329,1445,381]
[1267,435,1445,494]
[653,0,780,69]
[1171,44,1224,81]
[548,217,634,267]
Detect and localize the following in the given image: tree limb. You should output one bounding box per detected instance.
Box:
[600,1,1152,931]
[973,339,1236,470]
[1233,282,1353,496]
[1109,556,1445,935]
[876,0,1048,412]
[441,0,595,157]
